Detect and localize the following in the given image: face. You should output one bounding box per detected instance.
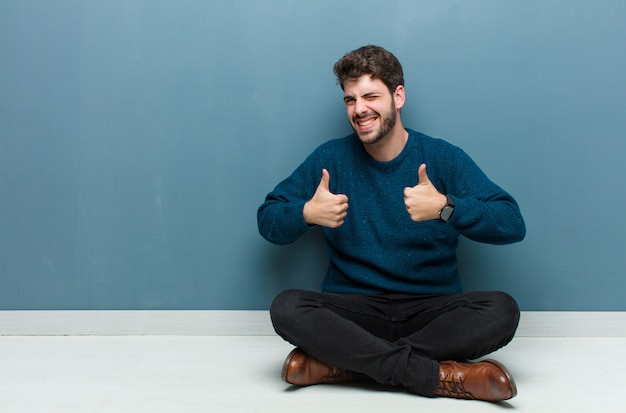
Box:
[342,75,403,145]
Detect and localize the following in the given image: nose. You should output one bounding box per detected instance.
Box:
[354,98,368,116]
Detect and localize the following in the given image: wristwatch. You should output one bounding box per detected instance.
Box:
[439,195,455,222]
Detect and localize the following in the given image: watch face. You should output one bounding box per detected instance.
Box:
[440,206,454,222]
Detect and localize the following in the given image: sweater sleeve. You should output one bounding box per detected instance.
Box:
[439,146,526,245]
[257,152,321,245]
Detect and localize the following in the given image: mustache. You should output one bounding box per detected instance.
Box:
[353,112,378,122]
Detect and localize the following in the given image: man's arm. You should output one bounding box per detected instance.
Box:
[444,149,526,245]
[258,162,348,245]
[413,143,526,245]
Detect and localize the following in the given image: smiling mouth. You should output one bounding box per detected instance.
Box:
[355,116,377,130]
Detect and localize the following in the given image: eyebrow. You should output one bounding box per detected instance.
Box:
[343,92,381,102]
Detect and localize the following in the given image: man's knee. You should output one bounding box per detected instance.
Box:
[489,291,520,338]
[270,289,308,335]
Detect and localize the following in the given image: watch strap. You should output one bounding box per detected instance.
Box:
[439,195,455,222]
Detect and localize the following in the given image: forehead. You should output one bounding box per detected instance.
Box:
[343,75,389,97]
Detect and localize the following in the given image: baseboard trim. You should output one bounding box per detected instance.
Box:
[1,311,624,337]
[0,311,271,336]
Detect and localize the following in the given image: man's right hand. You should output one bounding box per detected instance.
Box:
[303,169,349,228]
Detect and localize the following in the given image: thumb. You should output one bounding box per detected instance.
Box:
[417,163,431,185]
[319,168,331,191]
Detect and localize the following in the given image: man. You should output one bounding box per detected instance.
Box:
[257,45,526,401]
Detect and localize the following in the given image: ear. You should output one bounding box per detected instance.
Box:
[393,85,406,110]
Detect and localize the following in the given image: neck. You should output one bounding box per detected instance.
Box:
[363,122,408,162]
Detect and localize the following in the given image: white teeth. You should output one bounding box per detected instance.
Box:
[357,119,375,126]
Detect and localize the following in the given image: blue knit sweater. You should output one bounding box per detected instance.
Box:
[257,129,526,295]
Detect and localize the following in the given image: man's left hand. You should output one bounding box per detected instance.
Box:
[403,164,447,222]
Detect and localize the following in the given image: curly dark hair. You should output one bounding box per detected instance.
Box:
[333,45,404,94]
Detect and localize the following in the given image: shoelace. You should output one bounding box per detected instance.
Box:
[322,365,352,383]
[438,373,473,399]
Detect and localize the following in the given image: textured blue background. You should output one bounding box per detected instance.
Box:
[1,1,624,310]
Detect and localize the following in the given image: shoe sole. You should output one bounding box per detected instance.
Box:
[482,359,518,399]
[281,347,301,383]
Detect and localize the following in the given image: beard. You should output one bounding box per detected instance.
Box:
[351,98,397,145]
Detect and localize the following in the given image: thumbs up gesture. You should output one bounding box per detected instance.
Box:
[404,164,447,222]
[303,169,349,228]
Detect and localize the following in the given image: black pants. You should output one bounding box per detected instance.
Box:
[270,289,520,396]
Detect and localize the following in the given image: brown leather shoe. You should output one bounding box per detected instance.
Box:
[281,348,353,386]
[434,359,517,401]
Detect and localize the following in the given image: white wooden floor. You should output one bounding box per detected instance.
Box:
[0,312,624,412]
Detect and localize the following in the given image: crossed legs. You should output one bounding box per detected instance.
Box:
[270,289,520,397]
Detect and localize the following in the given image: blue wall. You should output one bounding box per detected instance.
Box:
[1,0,624,310]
